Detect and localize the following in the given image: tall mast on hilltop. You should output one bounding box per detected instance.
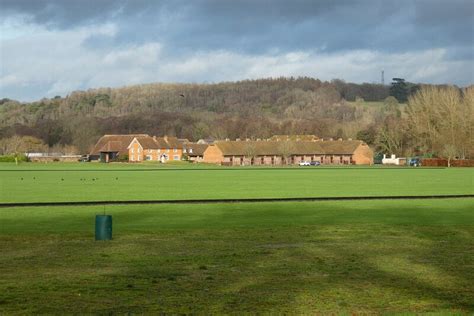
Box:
[381,70,385,85]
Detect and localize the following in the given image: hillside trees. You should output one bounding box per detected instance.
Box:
[0,77,468,158]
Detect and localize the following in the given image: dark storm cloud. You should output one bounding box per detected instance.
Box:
[1,0,472,55]
[1,0,473,101]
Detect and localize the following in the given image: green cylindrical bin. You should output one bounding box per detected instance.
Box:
[95,215,112,240]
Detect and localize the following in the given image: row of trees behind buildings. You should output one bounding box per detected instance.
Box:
[0,77,472,160]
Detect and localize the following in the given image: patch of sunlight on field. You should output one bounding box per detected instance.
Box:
[372,256,461,289]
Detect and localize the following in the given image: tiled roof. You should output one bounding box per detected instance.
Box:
[185,143,208,156]
[99,141,123,153]
[214,139,366,156]
[133,136,184,150]
[135,136,161,149]
[90,134,149,155]
[319,140,365,154]
[269,135,319,141]
[214,140,324,156]
[163,136,182,149]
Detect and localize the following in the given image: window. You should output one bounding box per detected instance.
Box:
[131,148,134,154]
[146,155,152,161]
[173,148,177,153]
[173,155,179,160]
[189,148,193,153]
[166,149,170,153]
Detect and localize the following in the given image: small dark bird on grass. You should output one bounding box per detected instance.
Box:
[33,177,35,180]
[179,94,185,98]
[21,178,23,180]
[61,178,64,181]
[116,177,118,180]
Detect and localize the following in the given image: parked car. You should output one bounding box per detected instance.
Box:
[409,158,422,167]
[299,161,311,166]
[310,161,321,166]
[78,155,90,162]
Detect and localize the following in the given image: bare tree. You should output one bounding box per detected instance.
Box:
[278,141,295,165]
[442,144,457,167]
[407,86,473,158]
[243,142,257,165]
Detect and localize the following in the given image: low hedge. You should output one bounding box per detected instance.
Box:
[0,155,29,163]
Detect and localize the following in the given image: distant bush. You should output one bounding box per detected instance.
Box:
[116,154,129,162]
[0,154,28,162]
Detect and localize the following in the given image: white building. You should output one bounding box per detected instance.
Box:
[382,154,407,166]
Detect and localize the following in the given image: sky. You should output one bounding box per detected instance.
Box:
[0,0,473,102]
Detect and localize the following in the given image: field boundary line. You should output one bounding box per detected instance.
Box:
[1,194,473,208]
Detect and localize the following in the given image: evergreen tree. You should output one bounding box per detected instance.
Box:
[390,78,409,103]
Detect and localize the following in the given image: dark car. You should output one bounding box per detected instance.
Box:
[409,158,421,167]
[310,161,321,166]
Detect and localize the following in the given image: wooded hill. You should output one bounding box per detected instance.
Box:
[0,77,471,159]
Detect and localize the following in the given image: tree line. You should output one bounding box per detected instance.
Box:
[0,77,471,160]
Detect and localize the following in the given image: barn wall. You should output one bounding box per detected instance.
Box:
[352,144,373,165]
[202,145,225,164]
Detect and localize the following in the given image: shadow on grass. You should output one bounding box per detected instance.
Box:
[0,201,473,313]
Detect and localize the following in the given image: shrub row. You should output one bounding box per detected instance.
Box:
[421,158,474,167]
[0,155,29,163]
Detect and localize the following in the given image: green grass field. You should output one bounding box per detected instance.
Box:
[1,163,472,203]
[0,163,473,313]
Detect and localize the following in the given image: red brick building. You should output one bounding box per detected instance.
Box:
[128,136,183,162]
[203,138,373,165]
[90,134,183,162]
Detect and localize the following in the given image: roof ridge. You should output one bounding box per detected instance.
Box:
[103,134,149,137]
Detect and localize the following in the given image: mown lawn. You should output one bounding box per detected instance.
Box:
[1,164,472,203]
[1,199,473,314]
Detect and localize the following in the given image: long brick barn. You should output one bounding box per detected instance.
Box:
[202,138,373,165]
